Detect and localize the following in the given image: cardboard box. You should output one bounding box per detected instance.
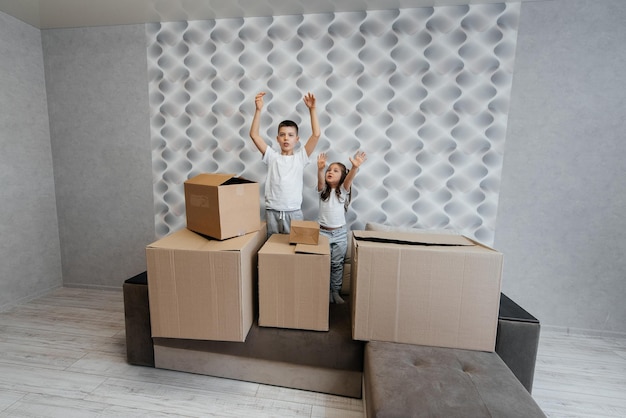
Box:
[184,173,260,240]
[258,234,330,331]
[146,225,266,342]
[351,230,503,352]
[289,220,320,245]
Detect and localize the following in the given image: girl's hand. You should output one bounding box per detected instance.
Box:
[317,153,327,170]
[350,151,367,168]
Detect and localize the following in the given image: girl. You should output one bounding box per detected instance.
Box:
[317,151,367,304]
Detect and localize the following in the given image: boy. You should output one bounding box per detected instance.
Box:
[249,91,320,235]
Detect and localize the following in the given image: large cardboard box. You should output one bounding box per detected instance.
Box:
[289,220,320,245]
[351,230,503,352]
[146,225,266,342]
[258,234,330,331]
[184,173,260,240]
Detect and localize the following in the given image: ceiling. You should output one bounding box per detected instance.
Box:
[0,0,545,30]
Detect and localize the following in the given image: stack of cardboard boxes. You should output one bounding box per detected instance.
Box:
[146,174,264,342]
[145,173,504,353]
[145,173,332,343]
[259,219,331,331]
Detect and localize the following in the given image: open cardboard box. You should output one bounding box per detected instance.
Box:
[351,230,503,352]
[184,173,260,240]
[289,220,320,245]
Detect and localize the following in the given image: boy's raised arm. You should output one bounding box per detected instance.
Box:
[303,92,321,157]
[249,92,268,155]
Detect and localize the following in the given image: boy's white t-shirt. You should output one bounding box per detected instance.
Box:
[262,146,310,211]
[318,185,349,228]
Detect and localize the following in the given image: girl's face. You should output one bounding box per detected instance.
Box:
[325,163,344,187]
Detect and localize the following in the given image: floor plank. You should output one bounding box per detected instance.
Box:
[0,288,362,418]
[532,330,626,418]
[1,287,625,417]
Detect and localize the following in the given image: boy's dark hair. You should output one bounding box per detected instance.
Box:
[321,162,351,212]
[278,120,298,134]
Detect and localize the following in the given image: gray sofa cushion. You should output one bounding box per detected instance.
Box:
[152,301,365,398]
[153,301,364,372]
[364,341,545,418]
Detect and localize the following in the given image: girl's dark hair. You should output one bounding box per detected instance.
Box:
[321,162,351,211]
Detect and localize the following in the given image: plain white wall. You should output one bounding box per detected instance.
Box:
[0,11,62,311]
[42,25,156,289]
[495,0,626,335]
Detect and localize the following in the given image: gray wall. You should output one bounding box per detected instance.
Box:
[42,25,155,289]
[495,0,626,335]
[1,0,625,335]
[0,12,62,311]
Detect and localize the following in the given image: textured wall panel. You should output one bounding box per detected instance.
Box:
[147,3,520,245]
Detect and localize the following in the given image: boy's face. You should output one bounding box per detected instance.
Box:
[276,126,299,155]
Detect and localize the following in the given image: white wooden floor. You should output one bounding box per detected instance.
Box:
[0,288,624,417]
[532,328,626,417]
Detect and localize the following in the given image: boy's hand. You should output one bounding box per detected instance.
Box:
[317,153,327,170]
[303,92,316,109]
[255,92,266,111]
[350,151,367,168]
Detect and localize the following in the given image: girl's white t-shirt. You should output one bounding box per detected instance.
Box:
[318,185,349,228]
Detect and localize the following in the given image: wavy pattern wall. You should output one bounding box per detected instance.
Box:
[146,3,520,245]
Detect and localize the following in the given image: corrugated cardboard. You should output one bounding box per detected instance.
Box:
[146,225,266,342]
[184,173,260,240]
[289,220,320,245]
[258,234,330,331]
[351,230,503,352]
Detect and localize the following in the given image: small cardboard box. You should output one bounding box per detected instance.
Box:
[289,220,320,245]
[184,173,260,240]
[258,234,330,331]
[351,230,503,352]
[146,225,266,342]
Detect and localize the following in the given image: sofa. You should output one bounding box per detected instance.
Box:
[124,225,542,414]
[123,271,365,397]
[123,273,540,394]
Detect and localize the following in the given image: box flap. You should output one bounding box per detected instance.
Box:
[259,234,330,255]
[258,234,293,254]
[147,228,254,252]
[147,228,210,250]
[295,235,330,255]
[353,230,474,247]
[185,173,235,187]
[208,232,260,251]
